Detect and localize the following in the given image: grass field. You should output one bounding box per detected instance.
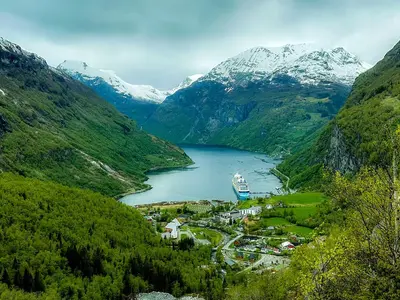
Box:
[242,193,326,237]
[269,192,327,206]
[237,199,266,209]
[262,217,292,227]
[283,225,314,236]
[275,206,318,221]
[237,192,326,210]
[189,227,223,247]
[186,204,212,214]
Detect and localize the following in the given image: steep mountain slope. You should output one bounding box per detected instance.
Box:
[57,61,203,125]
[0,37,191,196]
[144,44,369,155]
[279,40,400,188]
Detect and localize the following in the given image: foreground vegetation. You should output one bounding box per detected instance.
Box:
[228,168,400,299]
[0,173,223,299]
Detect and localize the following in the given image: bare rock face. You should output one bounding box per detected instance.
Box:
[0,114,11,137]
[324,124,361,173]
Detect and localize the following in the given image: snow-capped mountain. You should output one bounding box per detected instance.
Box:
[201,44,371,86]
[171,74,203,93]
[0,37,47,66]
[57,60,169,103]
[57,61,203,103]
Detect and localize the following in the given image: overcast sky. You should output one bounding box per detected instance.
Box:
[1,0,399,89]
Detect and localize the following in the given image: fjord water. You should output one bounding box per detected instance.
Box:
[120,146,282,205]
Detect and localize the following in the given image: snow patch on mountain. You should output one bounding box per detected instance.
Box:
[0,37,47,66]
[57,61,203,103]
[201,44,371,86]
[58,60,169,103]
[171,74,203,93]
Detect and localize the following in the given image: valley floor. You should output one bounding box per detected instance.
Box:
[136,192,325,274]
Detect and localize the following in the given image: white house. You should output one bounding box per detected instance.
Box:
[265,204,273,210]
[280,241,295,250]
[240,206,262,216]
[164,218,181,239]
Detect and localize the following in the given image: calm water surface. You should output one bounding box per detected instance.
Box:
[120,146,282,205]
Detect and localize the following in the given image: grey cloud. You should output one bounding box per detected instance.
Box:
[1,0,242,39]
[0,0,399,89]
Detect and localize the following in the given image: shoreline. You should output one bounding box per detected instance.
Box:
[117,146,283,204]
[116,161,195,200]
[131,199,231,209]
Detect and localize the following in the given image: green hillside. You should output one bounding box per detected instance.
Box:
[279,40,400,188]
[145,78,350,156]
[0,41,191,196]
[0,173,222,299]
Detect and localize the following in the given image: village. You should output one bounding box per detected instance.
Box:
[139,192,325,273]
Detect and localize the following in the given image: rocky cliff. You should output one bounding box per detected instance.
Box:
[279,40,400,188]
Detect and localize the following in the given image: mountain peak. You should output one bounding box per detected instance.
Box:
[0,37,47,66]
[58,61,169,103]
[201,43,370,86]
[171,74,204,93]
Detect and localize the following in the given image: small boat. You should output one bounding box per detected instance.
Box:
[232,173,250,200]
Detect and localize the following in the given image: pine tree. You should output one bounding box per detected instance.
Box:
[33,270,45,292]
[1,269,11,287]
[23,268,33,292]
[14,269,22,288]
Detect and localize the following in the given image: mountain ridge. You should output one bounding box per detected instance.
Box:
[57,60,203,103]
[143,44,367,156]
[201,43,371,86]
[0,37,192,196]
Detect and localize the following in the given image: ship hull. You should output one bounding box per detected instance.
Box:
[232,186,250,200]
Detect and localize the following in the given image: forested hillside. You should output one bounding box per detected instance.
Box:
[0,38,191,196]
[145,78,349,156]
[0,173,223,299]
[279,40,400,188]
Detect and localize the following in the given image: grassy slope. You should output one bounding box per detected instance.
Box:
[0,48,191,196]
[278,41,400,189]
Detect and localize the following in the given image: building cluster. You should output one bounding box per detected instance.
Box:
[215,205,262,224]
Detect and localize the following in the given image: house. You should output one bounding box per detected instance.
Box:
[236,252,244,259]
[144,216,153,223]
[224,258,236,266]
[249,253,257,261]
[230,210,243,221]
[267,226,275,230]
[240,206,262,216]
[280,241,295,250]
[265,204,273,210]
[164,218,181,239]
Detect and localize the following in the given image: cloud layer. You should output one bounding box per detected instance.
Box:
[1,0,399,89]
